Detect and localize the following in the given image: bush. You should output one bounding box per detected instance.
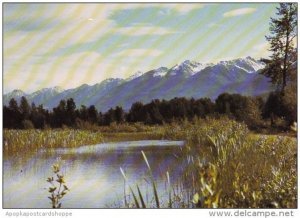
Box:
[264,89,297,128]
[75,118,99,131]
[22,119,34,129]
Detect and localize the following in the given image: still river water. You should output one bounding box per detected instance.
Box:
[3,140,186,208]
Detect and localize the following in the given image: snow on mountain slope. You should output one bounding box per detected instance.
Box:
[28,86,64,99]
[152,67,169,77]
[126,71,144,81]
[3,89,26,105]
[4,57,273,111]
[168,60,213,77]
[216,56,265,73]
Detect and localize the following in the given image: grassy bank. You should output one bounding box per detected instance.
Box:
[123,118,297,208]
[3,129,104,155]
[3,122,167,156]
[169,119,297,208]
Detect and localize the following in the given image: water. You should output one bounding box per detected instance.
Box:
[3,140,186,208]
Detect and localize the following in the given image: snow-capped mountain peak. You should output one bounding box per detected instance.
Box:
[29,86,65,99]
[216,57,265,73]
[169,60,212,76]
[182,59,200,67]
[152,67,168,77]
[99,78,124,87]
[243,56,265,72]
[52,86,64,93]
[126,71,144,81]
[36,86,64,93]
[10,89,26,97]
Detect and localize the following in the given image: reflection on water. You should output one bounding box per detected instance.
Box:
[4,140,185,208]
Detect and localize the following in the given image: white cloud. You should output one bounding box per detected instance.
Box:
[121,3,204,14]
[115,49,162,57]
[114,26,178,36]
[223,8,257,17]
[168,4,205,14]
[207,22,222,28]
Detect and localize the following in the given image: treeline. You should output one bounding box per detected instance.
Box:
[3,91,296,130]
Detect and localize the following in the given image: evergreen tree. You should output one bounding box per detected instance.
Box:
[261,3,297,127]
[78,105,88,121]
[52,100,67,127]
[3,106,12,128]
[66,98,76,126]
[199,98,215,115]
[150,106,163,124]
[31,104,48,129]
[7,98,22,128]
[215,93,231,114]
[87,105,98,124]
[128,102,145,122]
[114,106,125,123]
[262,3,297,92]
[19,96,31,120]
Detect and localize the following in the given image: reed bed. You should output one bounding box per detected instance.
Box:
[122,118,297,208]
[3,129,103,155]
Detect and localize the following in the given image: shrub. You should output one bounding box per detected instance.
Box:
[46,164,69,208]
[22,119,34,129]
[264,89,297,128]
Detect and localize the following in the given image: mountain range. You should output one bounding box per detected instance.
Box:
[4,56,274,112]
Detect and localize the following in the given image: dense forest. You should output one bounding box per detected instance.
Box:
[3,90,296,131]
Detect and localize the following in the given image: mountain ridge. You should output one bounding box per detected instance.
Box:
[4,57,274,111]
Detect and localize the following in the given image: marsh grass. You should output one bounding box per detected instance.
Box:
[102,131,164,142]
[122,117,297,208]
[167,118,297,208]
[120,151,161,208]
[99,122,161,133]
[3,129,103,155]
[141,150,160,208]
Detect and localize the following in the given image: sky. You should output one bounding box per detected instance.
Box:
[3,3,279,93]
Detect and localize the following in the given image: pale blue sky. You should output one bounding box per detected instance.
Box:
[3,3,279,93]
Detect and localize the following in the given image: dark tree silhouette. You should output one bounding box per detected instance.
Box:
[87,105,98,124]
[52,100,67,127]
[1,94,271,130]
[128,102,145,122]
[114,106,125,123]
[262,3,297,93]
[7,98,22,128]
[19,96,31,121]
